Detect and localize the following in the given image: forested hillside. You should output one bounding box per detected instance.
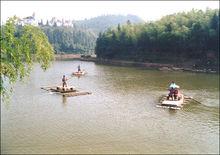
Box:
[76,14,144,34]
[95,9,219,70]
[41,26,96,54]
[40,14,143,54]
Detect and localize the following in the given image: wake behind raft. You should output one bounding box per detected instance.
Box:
[41,86,91,97]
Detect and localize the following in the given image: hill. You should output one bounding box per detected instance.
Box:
[40,14,144,54]
[75,14,144,34]
[95,9,219,71]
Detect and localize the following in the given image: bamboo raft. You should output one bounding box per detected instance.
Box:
[161,94,184,107]
[156,94,200,110]
[72,70,87,76]
[41,86,91,97]
[156,95,183,110]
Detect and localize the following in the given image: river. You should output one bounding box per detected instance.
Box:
[1,60,219,154]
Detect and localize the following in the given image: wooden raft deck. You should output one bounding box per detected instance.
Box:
[41,86,91,97]
[60,91,91,97]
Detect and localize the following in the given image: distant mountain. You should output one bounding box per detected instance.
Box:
[39,14,144,54]
[75,14,144,34]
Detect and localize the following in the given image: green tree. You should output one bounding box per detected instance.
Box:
[95,9,219,70]
[41,25,96,54]
[117,24,121,32]
[1,16,54,98]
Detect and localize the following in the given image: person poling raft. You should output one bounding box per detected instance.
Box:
[62,75,68,88]
[55,75,76,93]
[41,75,77,93]
[41,75,92,97]
[72,65,86,76]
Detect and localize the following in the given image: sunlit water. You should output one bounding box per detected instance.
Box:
[1,61,219,154]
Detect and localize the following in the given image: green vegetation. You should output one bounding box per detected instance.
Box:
[39,15,143,54]
[95,9,219,70]
[76,14,144,34]
[41,25,96,54]
[1,16,54,97]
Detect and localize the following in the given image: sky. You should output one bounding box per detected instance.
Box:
[1,1,219,23]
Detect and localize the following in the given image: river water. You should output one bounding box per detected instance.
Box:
[1,60,219,154]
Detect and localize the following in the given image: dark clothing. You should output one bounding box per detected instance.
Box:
[167,88,175,100]
[169,88,175,95]
[78,65,81,72]
[62,81,67,87]
[167,89,178,100]
[62,77,67,87]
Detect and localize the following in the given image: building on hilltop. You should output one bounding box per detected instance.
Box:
[18,12,38,26]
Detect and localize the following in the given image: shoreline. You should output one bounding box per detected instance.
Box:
[55,54,81,60]
[94,59,218,74]
[55,54,218,74]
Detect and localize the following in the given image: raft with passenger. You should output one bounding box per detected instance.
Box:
[161,94,184,107]
[51,86,77,93]
[72,70,86,76]
[157,81,185,109]
[41,86,91,97]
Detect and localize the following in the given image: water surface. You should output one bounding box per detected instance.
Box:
[1,61,219,154]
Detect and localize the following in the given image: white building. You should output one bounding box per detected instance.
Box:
[18,12,38,26]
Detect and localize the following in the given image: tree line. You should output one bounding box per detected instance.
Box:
[40,25,97,54]
[95,9,219,70]
[38,15,143,54]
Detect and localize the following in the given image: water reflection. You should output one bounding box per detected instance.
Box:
[168,109,178,114]
[62,96,67,105]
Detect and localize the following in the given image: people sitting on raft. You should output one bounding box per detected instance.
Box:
[167,81,180,100]
[167,87,179,100]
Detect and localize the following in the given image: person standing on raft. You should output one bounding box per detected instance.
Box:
[62,75,68,88]
[78,65,81,72]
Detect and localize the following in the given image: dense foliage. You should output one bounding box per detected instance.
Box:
[40,15,143,54]
[1,16,54,96]
[95,9,219,70]
[41,25,96,54]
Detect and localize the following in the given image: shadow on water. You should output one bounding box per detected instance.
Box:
[62,96,68,105]
[168,108,179,115]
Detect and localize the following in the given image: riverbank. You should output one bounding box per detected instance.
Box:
[87,58,218,74]
[55,54,97,61]
[55,54,218,74]
[55,54,81,60]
